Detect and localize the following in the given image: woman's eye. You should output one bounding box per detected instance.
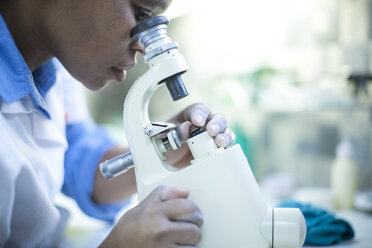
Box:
[135,8,151,22]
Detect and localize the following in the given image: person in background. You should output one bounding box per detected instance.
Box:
[0,0,234,247]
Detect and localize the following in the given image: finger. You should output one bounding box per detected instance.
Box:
[181,103,210,127]
[173,211,204,228]
[160,187,190,201]
[205,113,227,137]
[144,186,190,204]
[162,199,204,227]
[177,121,193,141]
[170,222,202,246]
[214,128,235,148]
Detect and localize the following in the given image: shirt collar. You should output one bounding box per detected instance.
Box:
[0,14,56,118]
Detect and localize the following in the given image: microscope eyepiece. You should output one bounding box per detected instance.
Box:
[130,15,175,61]
[131,16,169,38]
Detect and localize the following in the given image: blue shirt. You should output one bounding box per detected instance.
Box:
[0,13,128,224]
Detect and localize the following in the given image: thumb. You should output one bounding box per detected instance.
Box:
[144,186,190,204]
[160,186,190,201]
[177,121,193,141]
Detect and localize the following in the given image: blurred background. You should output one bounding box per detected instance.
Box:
[60,0,372,246]
[84,0,371,202]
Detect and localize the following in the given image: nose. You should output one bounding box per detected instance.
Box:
[130,39,145,55]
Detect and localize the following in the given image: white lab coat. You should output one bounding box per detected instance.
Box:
[0,67,89,247]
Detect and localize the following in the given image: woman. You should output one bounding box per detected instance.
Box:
[0,0,233,247]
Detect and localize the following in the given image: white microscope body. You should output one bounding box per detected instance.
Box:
[102,16,306,248]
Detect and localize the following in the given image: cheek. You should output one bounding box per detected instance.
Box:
[90,25,132,63]
[57,51,109,90]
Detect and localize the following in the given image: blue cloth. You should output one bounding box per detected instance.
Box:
[0,14,55,118]
[0,13,128,222]
[63,118,130,223]
[279,201,355,246]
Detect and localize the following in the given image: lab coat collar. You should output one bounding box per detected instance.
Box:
[0,14,56,118]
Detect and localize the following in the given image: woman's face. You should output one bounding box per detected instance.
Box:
[48,0,171,90]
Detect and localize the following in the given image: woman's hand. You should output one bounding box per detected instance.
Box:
[100,186,203,248]
[165,103,234,167]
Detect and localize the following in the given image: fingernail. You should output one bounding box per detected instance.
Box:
[210,124,220,135]
[216,135,226,147]
[194,114,204,125]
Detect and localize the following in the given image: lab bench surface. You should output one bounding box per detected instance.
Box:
[67,211,372,248]
[303,210,372,248]
[60,192,372,248]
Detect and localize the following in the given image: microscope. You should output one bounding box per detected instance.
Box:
[100,16,306,248]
